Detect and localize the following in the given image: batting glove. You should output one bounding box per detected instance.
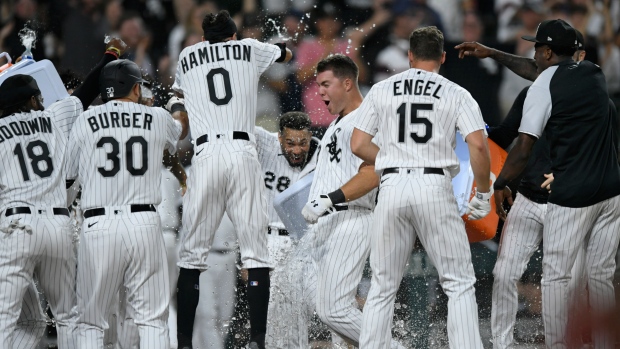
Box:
[467,188,493,220]
[166,96,185,113]
[302,194,336,224]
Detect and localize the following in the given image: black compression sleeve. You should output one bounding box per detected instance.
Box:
[71,53,116,110]
[275,43,287,63]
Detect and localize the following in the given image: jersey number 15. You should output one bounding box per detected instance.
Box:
[397,103,433,143]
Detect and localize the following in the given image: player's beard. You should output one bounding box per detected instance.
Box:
[279,150,307,168]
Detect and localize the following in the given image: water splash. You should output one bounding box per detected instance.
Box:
[18,26,37,58]
[104,35,112,44]
[266,18,290,41]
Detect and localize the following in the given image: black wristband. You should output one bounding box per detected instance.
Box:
[275,43,287,63]
[493,176,509,190]
[170,103,186,113]
[327,189,346,205]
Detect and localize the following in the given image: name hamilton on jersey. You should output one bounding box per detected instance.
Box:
[180,43,252,74]
[0,117,53,142]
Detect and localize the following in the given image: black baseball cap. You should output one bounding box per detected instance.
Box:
[575,29,585,49]
[0,74,41,109]
[522,19,578,48]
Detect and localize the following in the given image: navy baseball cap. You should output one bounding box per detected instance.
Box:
[0,74,41,109]
[522,19,578,48]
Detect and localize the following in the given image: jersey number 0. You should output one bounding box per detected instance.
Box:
[207,68,233,106]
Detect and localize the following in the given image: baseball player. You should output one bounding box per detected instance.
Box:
[351,26,492,349]
[0,38,125,348]
[66,59,189,348]
[171,10,292,349]
[457,30,590,349]
[256,111,319,264]
[488,20,620,348]
[297,54,381,347]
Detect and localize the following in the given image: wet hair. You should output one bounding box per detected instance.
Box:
[316,54,359,82]
[409,26,444,61]
[202,10,237,43]
[279,111,311,133]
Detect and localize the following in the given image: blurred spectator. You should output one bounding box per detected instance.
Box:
[600,0,620,110]
[373,8,422,82]
[99,0,123,37]
[59,0,106,77]
[0,0,46,61]
[168,1,219,76]
[296,2,349,134]
[391,0,445,33]
[442,12,503,126]
[263,10,307,113]
[428,0,475,41]
[118,12,154,76]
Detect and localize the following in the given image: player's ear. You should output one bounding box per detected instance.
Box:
[440,51,446,65]
[408,50,414,67]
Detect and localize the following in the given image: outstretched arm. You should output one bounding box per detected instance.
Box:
[455,42,538,81]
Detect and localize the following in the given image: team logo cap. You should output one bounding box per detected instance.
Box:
[522,19,578,49]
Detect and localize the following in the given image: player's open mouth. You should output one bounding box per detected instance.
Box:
[323,100,330,106]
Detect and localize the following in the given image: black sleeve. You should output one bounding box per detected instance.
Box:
[275,43,287,63]
[71,53,116,110]
[487,86,530,149]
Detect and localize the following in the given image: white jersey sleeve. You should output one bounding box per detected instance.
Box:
[455,90,487,140]
[353,87,380,136]
[519,66,556,138]
[247,38,283,75]
[49,96,84,139]
[162,109,183,153]
[66,121,83,180]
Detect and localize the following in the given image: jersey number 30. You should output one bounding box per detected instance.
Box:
[397,103,433,143]
[97,136,148,177]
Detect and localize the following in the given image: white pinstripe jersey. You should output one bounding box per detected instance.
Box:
[172,38,282,136]
[354,68,486,177]
[309,108,377,210]
[66,101,182,210]
[255,127,318,229]
[0,97,82,213]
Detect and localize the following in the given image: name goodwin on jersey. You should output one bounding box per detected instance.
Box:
[0,117,52,142]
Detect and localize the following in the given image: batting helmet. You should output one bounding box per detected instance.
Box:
[0,74,41,109]
[100,59,146,101]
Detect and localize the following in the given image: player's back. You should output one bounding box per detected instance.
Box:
[173,38,282,136]
[68,101,180,209]
[0,97,82,213]
[366,68,484,177]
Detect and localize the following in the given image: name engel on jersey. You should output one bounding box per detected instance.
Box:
[392,78,443,99]
[0,117,53,142]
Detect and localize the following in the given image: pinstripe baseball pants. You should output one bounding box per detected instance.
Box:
[0,213,77,349]
[178,141,270,271]
[542,194,620,349]
[491,193,586,349]
[360,170,483,349]
[313,209,372,346]
[13,282,48,349]
[75,210,170,349]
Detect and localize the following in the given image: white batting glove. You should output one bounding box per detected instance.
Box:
[467,188,492,220]
[166,96,184,112]
[302,194,335,224]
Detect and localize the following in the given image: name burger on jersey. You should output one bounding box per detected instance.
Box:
[0,117,52,143]
[180,43,251,74]
[87,111,154,133]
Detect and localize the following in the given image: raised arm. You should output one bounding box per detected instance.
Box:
[455,42,538,81]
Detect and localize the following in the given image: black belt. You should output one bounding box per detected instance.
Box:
[5,207,69,217]
[83,204,156,219]
[196,131,250,146]
[267,227,289,236]
[381,167,444,177]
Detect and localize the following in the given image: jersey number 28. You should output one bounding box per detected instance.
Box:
[397,103,433,143]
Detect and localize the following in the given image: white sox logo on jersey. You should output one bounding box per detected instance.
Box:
[326,127,342,163]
